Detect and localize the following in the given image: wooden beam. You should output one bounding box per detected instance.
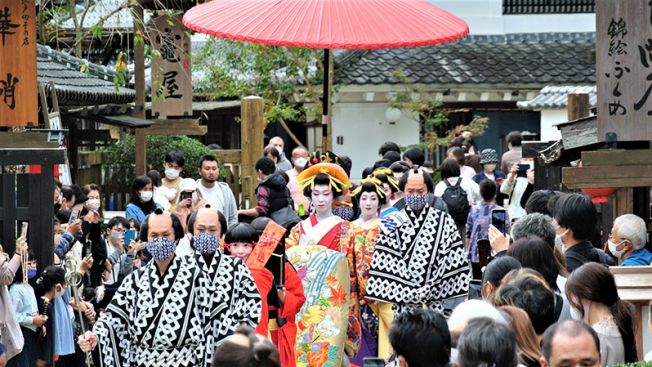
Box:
[559,117,598,150]
[240,96,264,207]
[0,133,59,149]
[135,128,146,176]
[567,93,590,121]
[144,120,207,136]
[213,149,241,164]
[615,188,634,217]
[582,149,652,166]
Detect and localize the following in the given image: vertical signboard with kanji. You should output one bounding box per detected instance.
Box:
[0,0,36,126]
[597,0,652,141]
[150,14,192,119]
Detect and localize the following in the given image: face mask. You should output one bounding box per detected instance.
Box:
[608,239,627,259]
[85,199,101,211]
[405,194,428,212]
[275,146,283,155]
[165,168,180,180]
[27,268,37,279]
[294,157,308,168]
[146,237,177,261]
[193,232,221,254]
[555,229,568,248]
[55,284,66,298]
[139,191,153,202]
[333,206,355,221]
[110,231,123,244]
[257,178,265,184]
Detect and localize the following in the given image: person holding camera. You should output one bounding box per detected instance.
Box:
[500,159,534,222]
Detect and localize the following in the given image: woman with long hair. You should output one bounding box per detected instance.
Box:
[565,262,636,366]
[499,306,542,367]
[125,176,154,223]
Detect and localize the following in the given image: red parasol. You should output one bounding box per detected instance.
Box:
[183,0,469,149]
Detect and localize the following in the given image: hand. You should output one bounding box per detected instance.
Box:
[67,220,82,235]
[127,241,146,255]
[83,302,96,323]
[79,255,93,274]
[462,131,472,139]
[277,287,286,305]
[32,315,48,327]
[527,168,535,185]
[15,237,28,256]
[509,164,519,179]
[181,198,192,209]
[83,210,100,224]
[41,326,47,337]
[488,225,510,255]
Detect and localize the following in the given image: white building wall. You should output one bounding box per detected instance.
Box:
[331,102,419,181]
[540,109,567,142]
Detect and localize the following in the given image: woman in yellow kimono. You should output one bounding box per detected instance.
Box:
[349,177,394,364]
[286,157,361,367]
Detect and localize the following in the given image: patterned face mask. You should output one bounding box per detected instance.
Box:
[193,232,220,254]
[333,206,355,221]
[146,237,177,261]
[405,194,428,212]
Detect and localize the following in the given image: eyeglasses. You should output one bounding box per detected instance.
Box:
[224,242,256,250]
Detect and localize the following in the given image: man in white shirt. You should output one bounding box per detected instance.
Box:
[195,155,239,228]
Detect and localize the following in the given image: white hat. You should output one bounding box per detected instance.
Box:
[178,178,198,193]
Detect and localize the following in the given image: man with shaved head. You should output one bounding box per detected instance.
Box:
[366,168,470,316]
[187,208,262,366]
[541,320,601,367]
[268,136,292,171]
[285,145,310,214]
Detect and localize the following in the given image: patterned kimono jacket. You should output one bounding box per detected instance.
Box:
[286,215,361,363]
[366,205,471,315]
[94,255,208,367]
[193,251,262,367]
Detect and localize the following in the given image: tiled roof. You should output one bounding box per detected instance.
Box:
[37,45,135,106]
[503,0,595,14]
[335,33,596,88]
[517,85,596,109]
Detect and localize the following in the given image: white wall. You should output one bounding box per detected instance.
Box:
[331,102,419,181]
[428,0,595,35]
[540,109,566,142]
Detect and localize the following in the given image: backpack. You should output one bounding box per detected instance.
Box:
[441,178,470,225]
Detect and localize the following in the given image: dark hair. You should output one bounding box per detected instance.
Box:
[212,325,281,367]
[506,131,522,147]
[199,154,218,168]
[525,190,558,216]
[565,262,637,363]
[303,173,345,198]
[493,270,556,335]
[12,251,35,284]
[383,150,401,163]
[390,161,410,174]
[374,173,397,193]
[553,193,597,241]
[542,320,600,363]
[499,306,542,367]
[165,150,186,168]
[378,141,401,156]
[250,216,271,235]
[389,309,451,367]
[70,184,88,205]
[107,216,130,231]
[130,176,154,213]
[339,155,352,177]
[402,147,425,166]
[187,210,227,236]
[355,181,388,206]
[547,193,562,218]
[61,185,74,202]
[482,256,522,289]
[447,147,465,166]
[440,158,461,179]
[421,161,434,170]
[372,159,392,171]
[479,179,497,201]
[256,157,277,175]
[457,317,518,367]
[398,168,435,193]
[224,223,260,248]
[82,183,101,196]
[507,236,559,291]
[147,169,162,187]
[139,209,184,241]
[361,167,374,179]
[34,265,66,298]
[263,146,280,161]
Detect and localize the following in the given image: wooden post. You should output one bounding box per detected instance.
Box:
[327,49,334,152]
[132,2,147,176]
[567,93,590,121]
[240,96,264,207]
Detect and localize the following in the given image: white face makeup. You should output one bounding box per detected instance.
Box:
[360,192,380,218]
[311,185,334,216]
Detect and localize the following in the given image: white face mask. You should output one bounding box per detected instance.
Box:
[165,167,180,180]
[275,146,283,155]
[555,229,569,249]
[608,239,628,260]
[294,157,308,168]
[55,284,66,298]
[85,199,101,211]
[139,191,153,202]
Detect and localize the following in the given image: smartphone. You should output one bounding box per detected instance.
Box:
[491,208,507,235]
[363,358,385,367]
[517,164,529,178]
[69,204,83,224]
[124,229,137,244]
[20,222,29,239]
[477,239,491,268]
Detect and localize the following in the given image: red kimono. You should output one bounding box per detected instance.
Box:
[270,263,306,367]
[249,267,274,336]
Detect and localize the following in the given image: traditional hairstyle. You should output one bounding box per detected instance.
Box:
[398,167,435,193]
[224,223,260,247]
[299,163,351,198]
[139,208,184,242]
[351,179,387,206]
[187,209,227,236]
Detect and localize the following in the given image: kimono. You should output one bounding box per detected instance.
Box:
[348,218,394,363]
[287,215,361,365]
[366,205,471,316]
[193,251,262,367]
[94,255,208,367]
[269,263,305,367]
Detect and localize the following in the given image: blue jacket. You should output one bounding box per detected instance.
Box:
[472,170,506,184]
[621,248,652,266]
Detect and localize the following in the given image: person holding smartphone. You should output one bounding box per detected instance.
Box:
[104,217,145,287]
[499,159,535,221]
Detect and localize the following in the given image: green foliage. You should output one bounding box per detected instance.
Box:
[104,135,223,184]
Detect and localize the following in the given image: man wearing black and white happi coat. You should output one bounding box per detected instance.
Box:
[366,168,471,316]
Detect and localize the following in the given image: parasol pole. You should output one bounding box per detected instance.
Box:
[322,48,330,152]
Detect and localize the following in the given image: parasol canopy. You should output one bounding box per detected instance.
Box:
[183,0,469,150]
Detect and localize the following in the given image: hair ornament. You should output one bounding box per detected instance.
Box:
[351,176,387,199]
